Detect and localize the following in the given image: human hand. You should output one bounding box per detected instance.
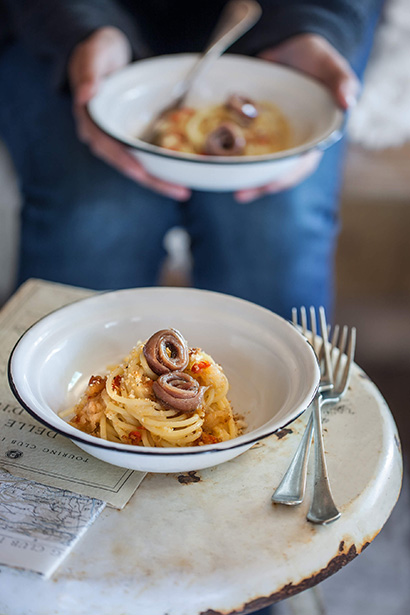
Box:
[235,34,359,203]
[259,33,360,109]
[68,27,190,200]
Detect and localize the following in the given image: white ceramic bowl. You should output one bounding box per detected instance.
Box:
[88,54,345,191]
[8,288,319,473]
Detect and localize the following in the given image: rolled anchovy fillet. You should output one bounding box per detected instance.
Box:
[153,371,205,412]
[226,94,258,124]
[204,121,246,156]
[143,328,189,375]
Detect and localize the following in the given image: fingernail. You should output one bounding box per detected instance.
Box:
[168,187,191,201]
[235,191,256,203]
[339,81,359,109]
[345,93,357,108]
[76,81,98,105]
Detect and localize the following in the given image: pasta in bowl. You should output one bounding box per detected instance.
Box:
[8,287,320,473]
[62,328,245,448]
[152,95,291,157]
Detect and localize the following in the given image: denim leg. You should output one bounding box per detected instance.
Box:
[185,140,344,320]
[0,44,178,291]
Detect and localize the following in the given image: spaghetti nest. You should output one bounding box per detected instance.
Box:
[63,329,245,448]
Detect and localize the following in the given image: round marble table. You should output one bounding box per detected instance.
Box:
[0,362,403,615]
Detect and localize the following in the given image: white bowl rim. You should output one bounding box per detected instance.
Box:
[8,287,320,458]
[88,53,345,165]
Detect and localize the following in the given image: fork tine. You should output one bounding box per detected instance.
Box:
[338,327,356,395]
[300,306,308,336]
[318,306,333,390]
[328,324,340,379]
[329,324,339,353]
[294,306,333,385]
[317,321,330,362]
[333,325,348,386]
[309,306,317,353]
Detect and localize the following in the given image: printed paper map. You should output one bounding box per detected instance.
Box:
[0,469,105,577]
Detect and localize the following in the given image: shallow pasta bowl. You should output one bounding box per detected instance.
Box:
[8,287,320,473]
[88,53,345,192]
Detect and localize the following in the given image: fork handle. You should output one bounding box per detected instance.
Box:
[307,395,341,524]
[177,0,262,103]
[271,408,313,505]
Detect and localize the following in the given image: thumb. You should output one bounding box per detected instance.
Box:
[69,27,132,106]
[336,74,360,110]
[69,45,106,106]
[74,78,99,106]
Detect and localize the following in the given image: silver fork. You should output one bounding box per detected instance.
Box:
[272,308,356,524]
[307,323,356,524]
[271,307,333,506]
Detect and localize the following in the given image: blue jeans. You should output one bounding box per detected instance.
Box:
[0,8,380,323]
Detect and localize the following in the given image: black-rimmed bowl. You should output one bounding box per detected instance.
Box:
[8,287,320,472]
[88,54,344,192]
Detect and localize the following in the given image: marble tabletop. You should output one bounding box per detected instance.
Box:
[0,282,403,615]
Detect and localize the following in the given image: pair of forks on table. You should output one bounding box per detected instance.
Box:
[272,306,356,525]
